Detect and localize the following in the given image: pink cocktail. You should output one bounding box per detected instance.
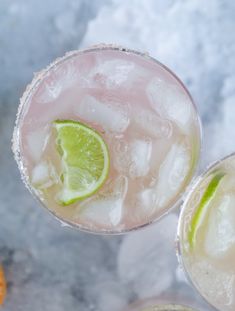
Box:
[13,45,201,233]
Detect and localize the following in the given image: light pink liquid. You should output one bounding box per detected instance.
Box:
[13,46,201,233]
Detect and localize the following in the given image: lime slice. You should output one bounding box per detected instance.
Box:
[54,120,109,205]
[188,171,225,248]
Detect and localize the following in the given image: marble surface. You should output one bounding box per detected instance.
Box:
[0,0,235,310]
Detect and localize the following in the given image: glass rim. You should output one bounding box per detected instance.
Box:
[176,151,235,311]
[13,43,203,235]
[125,304,197,311]
[122,295,200,311]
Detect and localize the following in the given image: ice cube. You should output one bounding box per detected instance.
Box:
[90,59,135,88]
[77,176,128,228]
[113,139,130,174]
[204,194,235,258]
[36,79,62,104]
[118,214,178,298]
[79,197,122,227]
[147,78,192,132]
[129,139,152,178]
[113,139,152,178]
[137,188,156,209]
[36,60,78,104]
[134,187,158,221]
[31,161,58,189]
[155,143,191,208]
[27,127,50,162]
[95,281,128,311]
[175,265,189,284]
[134,108,173,139]
[75,95,129,133]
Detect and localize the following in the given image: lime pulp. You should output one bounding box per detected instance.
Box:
[54,120,110,205]
[188,171,225,248]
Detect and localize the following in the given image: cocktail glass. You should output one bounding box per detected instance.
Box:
[13,44,202,234]
[177,153,235,311]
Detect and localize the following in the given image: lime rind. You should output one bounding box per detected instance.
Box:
[54,120,110,206]
[188,171,225,248]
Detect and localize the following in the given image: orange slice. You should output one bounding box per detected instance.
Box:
[0,266,6,305]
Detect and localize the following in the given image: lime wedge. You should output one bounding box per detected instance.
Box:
[54,120,109,205]
[188,172,225,248]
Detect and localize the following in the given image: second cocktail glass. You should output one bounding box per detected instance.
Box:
[178,153,235,311]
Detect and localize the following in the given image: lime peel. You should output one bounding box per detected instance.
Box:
[53,120,110,206]
[188,171,225,248]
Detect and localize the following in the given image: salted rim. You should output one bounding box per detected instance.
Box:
[12,43,203,235]
[123,301,198,311]
[140,304,197,311]
[176,152,235,311]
